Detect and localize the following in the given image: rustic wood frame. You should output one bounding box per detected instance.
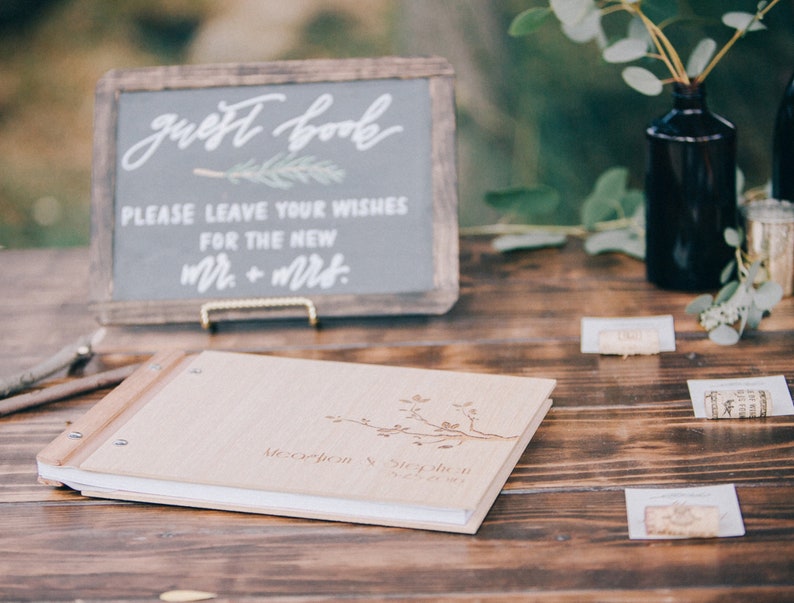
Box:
[89,57,458,326]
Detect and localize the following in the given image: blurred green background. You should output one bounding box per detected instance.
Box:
[1,0,792,248]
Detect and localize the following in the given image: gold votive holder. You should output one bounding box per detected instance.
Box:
[741,198,794,297]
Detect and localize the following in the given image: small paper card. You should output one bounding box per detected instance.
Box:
[625,484,745,540]
[687,375,794,419]
[580,315,676,355]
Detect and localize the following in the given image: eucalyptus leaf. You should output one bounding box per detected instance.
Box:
[709,324,741,346]
[583,229,645,259]
[722,11,766,32]
[621,66,664,96]
[509,7,552,37]
[592,166,629,199]
[621,189,645,217]
[492,232,568,253]
[720,259,737,284]
[686,294,714,315]
[686,38,717,77]
[484,185,560,222]
[723,227,742,248]
[714,280,739,304]
[753,280,784,310]
[561,7,604,45]
[603,38,647,63]
[550,0,594,26]
[746,259,763,287]
[581,167,628,228]
[745,302,765,329]
[627,16,651,45]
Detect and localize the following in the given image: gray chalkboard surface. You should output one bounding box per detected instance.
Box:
[89,57,458,326]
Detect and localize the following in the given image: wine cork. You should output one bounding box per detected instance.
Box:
[705,389,771,419]
[645,504,720,538]
[597,328,660,356]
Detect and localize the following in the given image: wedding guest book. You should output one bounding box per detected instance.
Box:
[37,350,555,533]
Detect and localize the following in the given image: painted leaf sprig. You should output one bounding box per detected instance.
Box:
[509,0,782,95]
[194,153,345,189]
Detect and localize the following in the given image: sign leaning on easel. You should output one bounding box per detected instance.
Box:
[89,57,458,327]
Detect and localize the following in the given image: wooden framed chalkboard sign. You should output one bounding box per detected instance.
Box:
[89,57,458,326]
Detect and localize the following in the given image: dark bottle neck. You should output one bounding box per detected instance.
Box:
[672,82,706,111]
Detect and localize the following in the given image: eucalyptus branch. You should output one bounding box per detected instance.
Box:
[686,228,783,345]
[460,223,587,237]
[461,216,634,238]
[626,3,689,82]
[510,1,781,96]
[695,0,783,84]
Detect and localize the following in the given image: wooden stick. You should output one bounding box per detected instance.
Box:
[0,329,106,399]
[0,364,139,417]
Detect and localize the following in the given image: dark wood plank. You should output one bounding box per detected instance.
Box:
[2,239,793,371]
[1,487,792,601]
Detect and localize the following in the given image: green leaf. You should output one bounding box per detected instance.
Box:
[580,167,629,228]
[603,38,648,63]
[509,8,552,37]
[622,66,664,96]
[720,259,737,284]
[592,166,629,198]
[621,189,645,217]
[583,229,645,260]
[484,186,560,222]
[723,227,743,248]
[561,8,603,44]
[745,302,765,329]
[686,38,717,76]
[492,232,568,253]
[714,280,739,304]
[709,324,741,346]
[746,259,763,287]
[722,11,766,32]
[627,16,651,44]
[550,0,594,26]
[753,280,783,311]
[686,294,714,315]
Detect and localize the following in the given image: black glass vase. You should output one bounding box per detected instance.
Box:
[772,69,794,202]
[645,82,738,291]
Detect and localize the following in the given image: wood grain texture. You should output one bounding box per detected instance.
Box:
[1,237,793,601]
[0,488,792,600]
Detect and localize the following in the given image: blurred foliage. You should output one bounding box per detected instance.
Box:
[0,0,214,248]
[495,0,794,226]
[0,0,792,247]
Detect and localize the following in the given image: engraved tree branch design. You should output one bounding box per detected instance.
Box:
[326,394,520,449]
[193,153,345,189]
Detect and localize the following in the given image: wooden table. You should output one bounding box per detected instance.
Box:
[2,238,793,601]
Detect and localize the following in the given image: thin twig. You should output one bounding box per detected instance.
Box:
[0,363,139,417]
[0,329,106,399]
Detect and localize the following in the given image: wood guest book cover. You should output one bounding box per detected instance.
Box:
[37,350,555,533]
